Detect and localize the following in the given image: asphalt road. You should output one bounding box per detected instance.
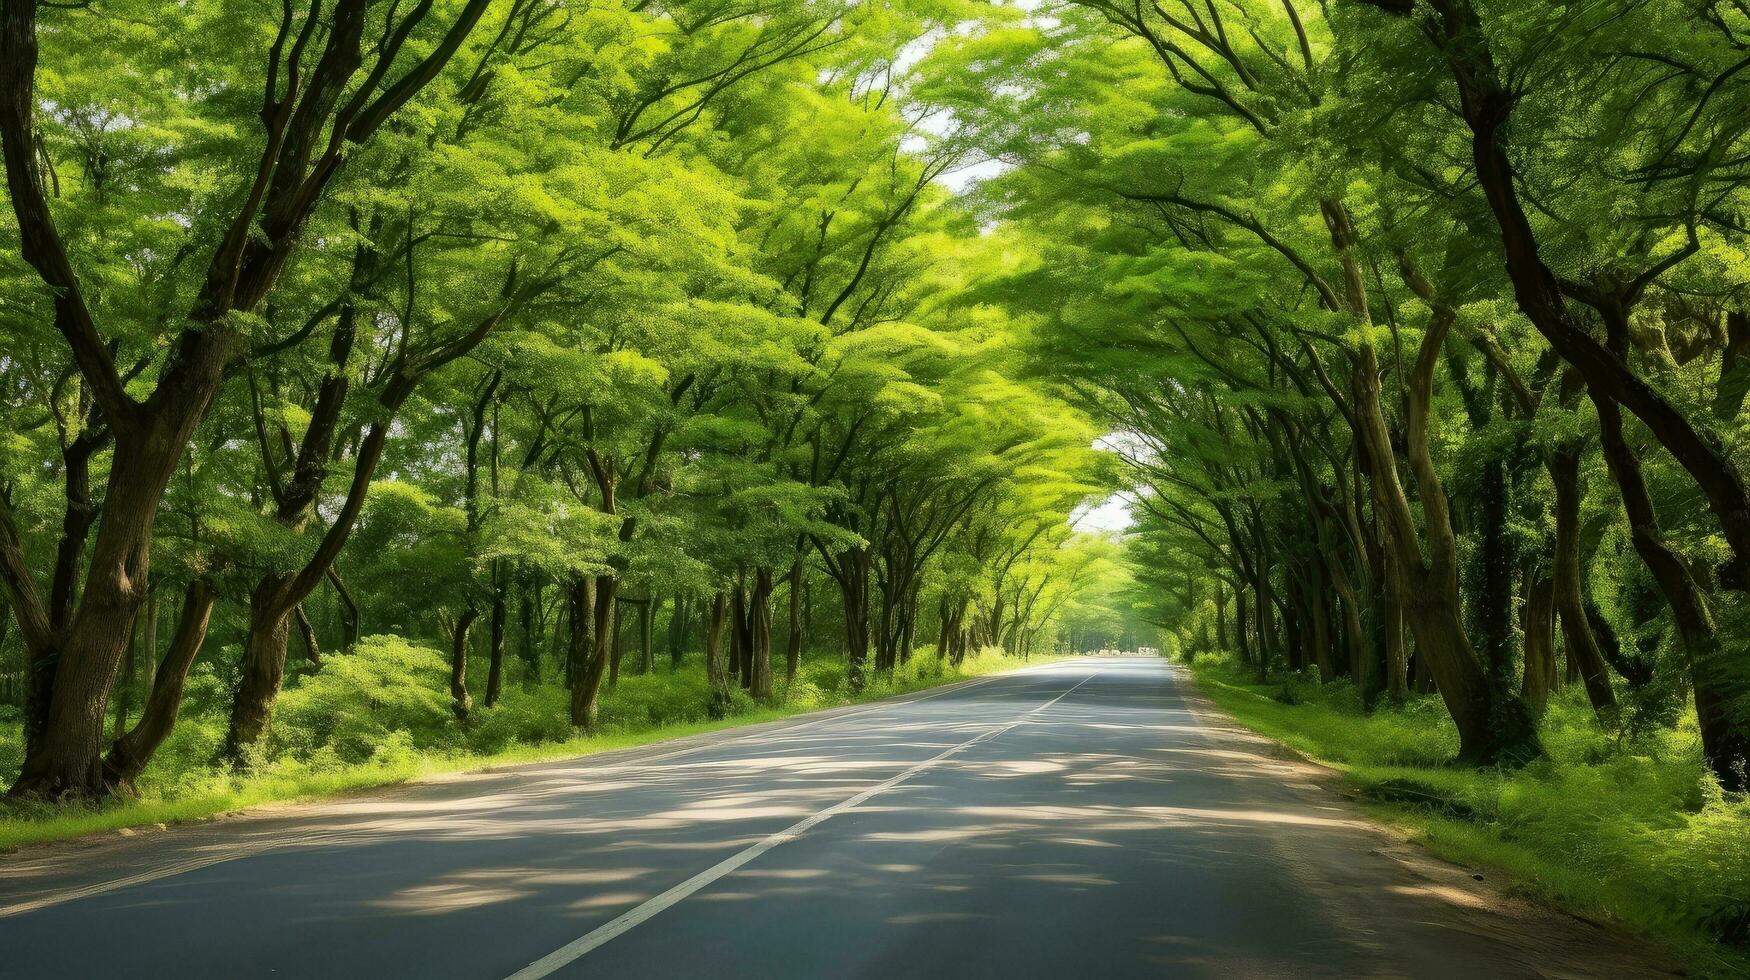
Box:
[0,657,1672,979]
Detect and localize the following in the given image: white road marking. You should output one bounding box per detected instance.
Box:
[0,662,1075,918]
[503,668,1104,980]
[531,658,1081,775]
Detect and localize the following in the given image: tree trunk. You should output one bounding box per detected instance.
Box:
[839,549,871,691]
[103,579,218,793]
[1234,589,1252,666]
[637,598,653,675]
[521,571,540,683]
[1309,570,1334,682]
[704,592,730,718]
[898,591,917,667]
[571,574,616,729]
[1383,584,1408,702]
[608,600,625,688]
[450,607,477,721]
[113,605,140,740]
[485,564,506,707]
[1332,563,1368,696]
[224,580,295,762]
[1214,583,1229,650]
[750,568,774,701]
[1326,198,1538,764]
[329,569,361,653]
[1714,310,1749,422]
[1477,454,1514,687]
[1549,444,1618,718]
[294,603,321,671]
[10,425,208,797]
[1594,392,1747,788]
[786,560,803,683]
[668,593,689,670]
[565,575,594,720]
[1521,574,1557,715]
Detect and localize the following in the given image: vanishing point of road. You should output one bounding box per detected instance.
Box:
[0,657,1671,978]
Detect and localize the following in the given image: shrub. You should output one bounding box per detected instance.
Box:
[271,635,457,764]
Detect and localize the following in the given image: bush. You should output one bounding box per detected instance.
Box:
[270,634,458,764]
[463,685,572,754]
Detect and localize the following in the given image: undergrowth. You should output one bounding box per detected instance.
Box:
[1189,654,1750,978]
[0,637,1047,850]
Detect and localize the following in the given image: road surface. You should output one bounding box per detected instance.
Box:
[0,657,1670,978]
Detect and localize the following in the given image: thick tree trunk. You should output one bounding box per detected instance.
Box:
[10,423,214,797]
[572,575,616,730]
[565,575,594,715]
[1521,574,1557,715]
[729,584,748,687]
[224,581,294,762]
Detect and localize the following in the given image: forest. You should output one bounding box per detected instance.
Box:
[2,0,1749,969]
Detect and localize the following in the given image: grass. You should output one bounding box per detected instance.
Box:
[1188,655,1750,979]
[0,643,1055,852]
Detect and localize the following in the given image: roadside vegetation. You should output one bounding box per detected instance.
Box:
[0,0,1150,812]
[1190,657,1750,977]
[0,644,1059,850]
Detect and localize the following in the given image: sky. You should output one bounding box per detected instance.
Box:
[1071,493,1133,533]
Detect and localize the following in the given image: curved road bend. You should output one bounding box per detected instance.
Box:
[0,657,1672,979]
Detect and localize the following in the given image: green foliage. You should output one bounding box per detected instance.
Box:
[272,636,459,765]
[0,642,1057,850]
[1194,659,1750,976]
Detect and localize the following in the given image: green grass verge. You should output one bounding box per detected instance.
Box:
[0,647,1056,852]
[1188,655,1750,979]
